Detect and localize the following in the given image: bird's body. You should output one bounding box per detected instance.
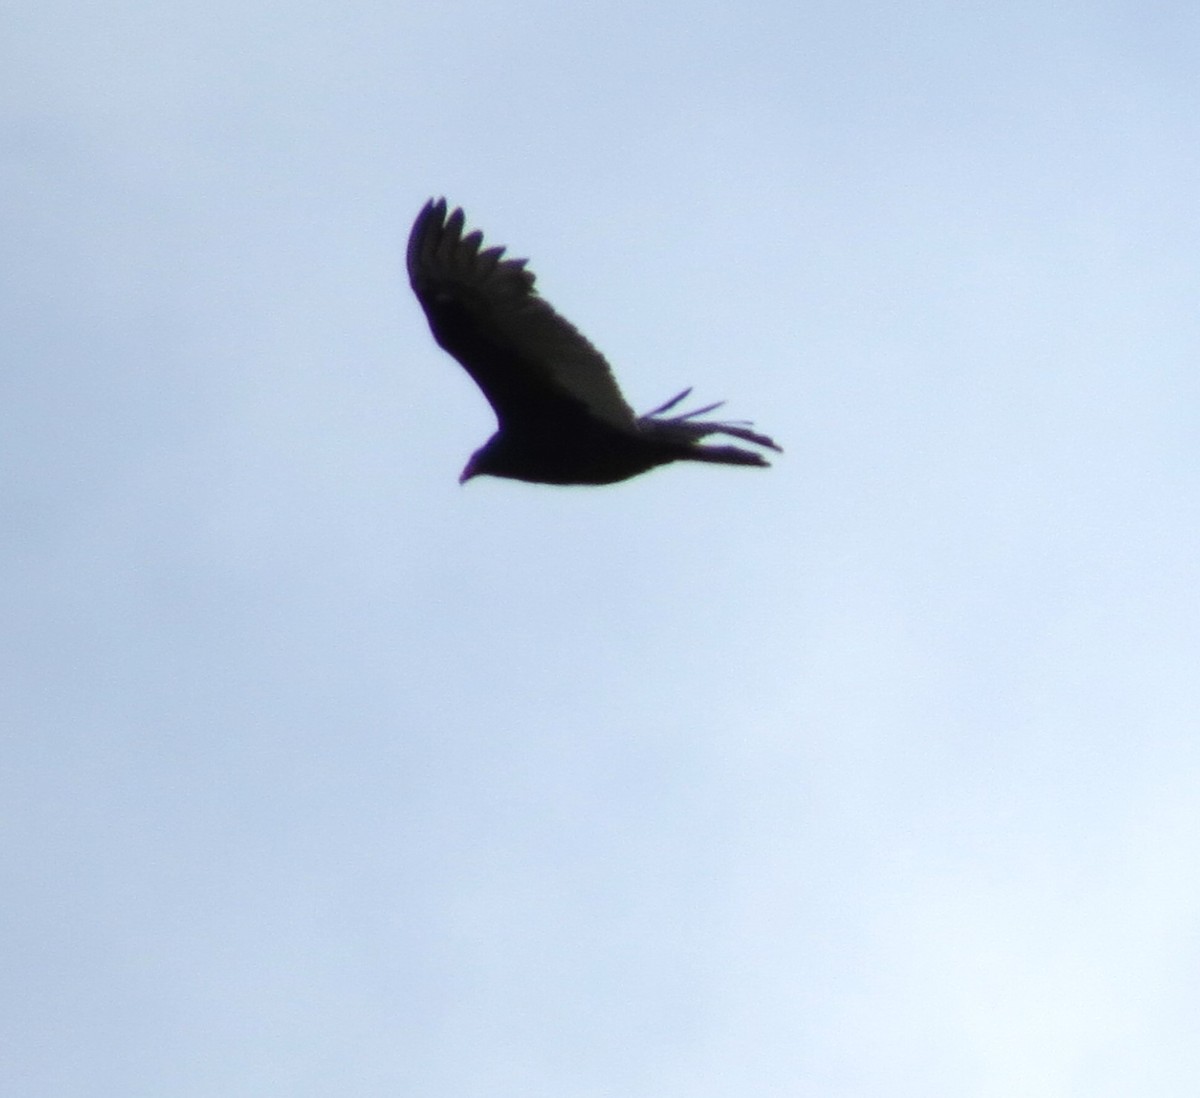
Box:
[407,199,781,485]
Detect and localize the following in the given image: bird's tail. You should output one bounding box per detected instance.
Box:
[680,443,772,467]
[640,388,782,466]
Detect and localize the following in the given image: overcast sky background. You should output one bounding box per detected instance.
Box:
[4,2,1200,1095]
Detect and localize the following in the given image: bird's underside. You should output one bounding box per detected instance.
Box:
[466,391,776,485]
[407,198,782,486]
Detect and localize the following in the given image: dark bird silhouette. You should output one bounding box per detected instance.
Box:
[407,199,782,485]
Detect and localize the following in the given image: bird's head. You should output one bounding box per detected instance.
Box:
[458,453,482,484]
[458,439,500,484]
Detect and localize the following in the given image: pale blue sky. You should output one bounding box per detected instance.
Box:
[4,2,1200,1095]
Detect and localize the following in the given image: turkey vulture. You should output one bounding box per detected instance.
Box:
[407,198,781,485]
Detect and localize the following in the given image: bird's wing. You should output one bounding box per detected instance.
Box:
[407,199,637,431]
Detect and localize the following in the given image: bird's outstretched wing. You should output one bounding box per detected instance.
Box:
[407,199,636,431]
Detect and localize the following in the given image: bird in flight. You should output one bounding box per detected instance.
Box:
[407,199,782,485]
